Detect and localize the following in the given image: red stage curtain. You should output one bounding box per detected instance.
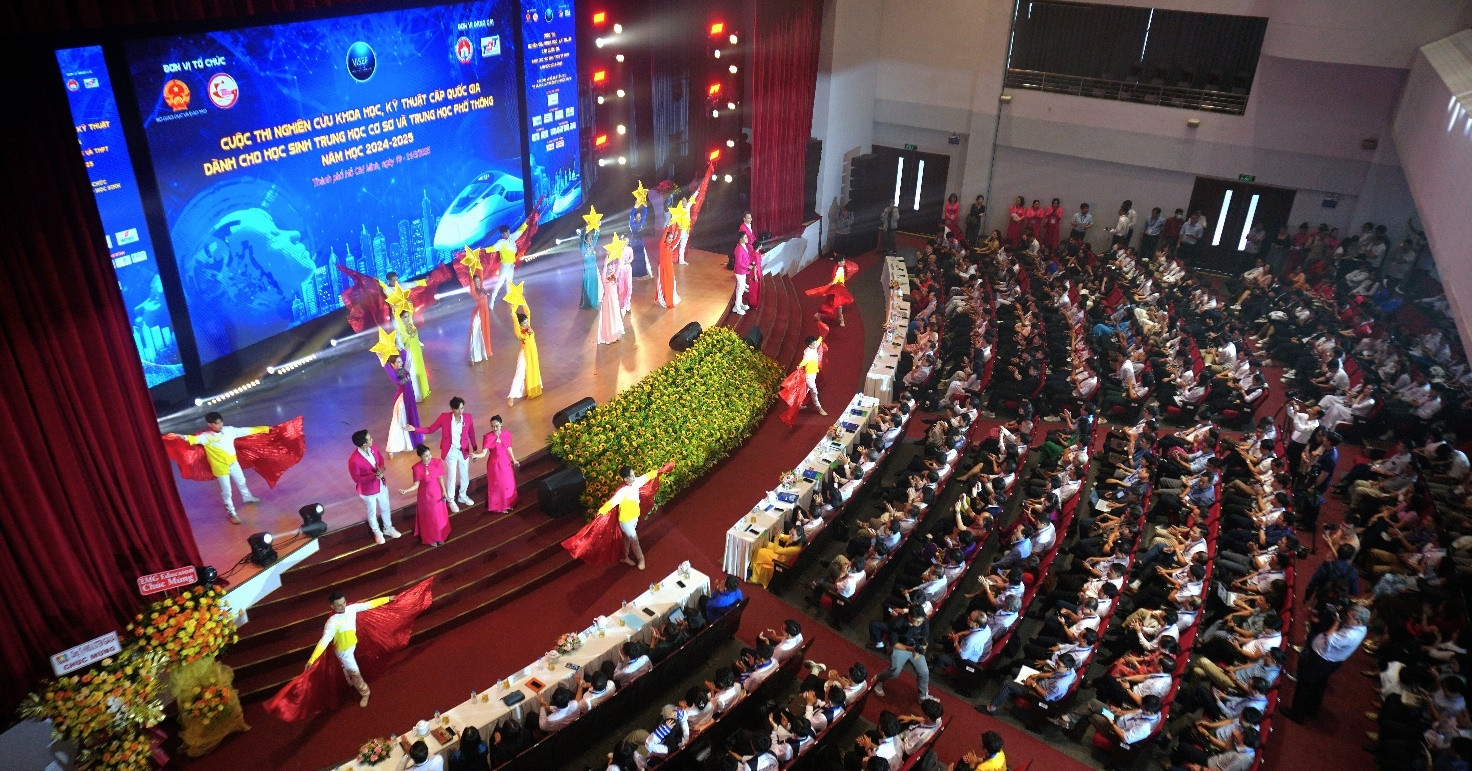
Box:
[0,0,367,717]
[748,0,823,239]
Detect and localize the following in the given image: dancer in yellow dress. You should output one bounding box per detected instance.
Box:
[503,281,543,406]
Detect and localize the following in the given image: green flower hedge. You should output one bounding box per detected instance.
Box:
[549,326,782,512]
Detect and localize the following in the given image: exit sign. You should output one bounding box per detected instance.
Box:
[1238,174,1256,182]
[904,143,918,151]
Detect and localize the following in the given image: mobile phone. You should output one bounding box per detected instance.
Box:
[642,607,656,617]
[676,580,687,588]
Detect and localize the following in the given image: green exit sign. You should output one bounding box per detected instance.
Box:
[904,143,918,151]
[1238,174,1256,182]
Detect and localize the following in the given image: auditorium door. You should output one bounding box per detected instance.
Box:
[872,145,951,234]
[1187,177,1295,275]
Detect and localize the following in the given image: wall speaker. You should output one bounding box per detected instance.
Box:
[670,321,702,352]
[553,397,597,429]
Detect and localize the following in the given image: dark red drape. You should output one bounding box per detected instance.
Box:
[0,0,370,717]
[748,0,823,239]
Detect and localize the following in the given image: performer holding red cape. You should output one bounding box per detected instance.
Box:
[163,413,306,523]
[806,256,859,327]
[562,462,675,570]
[264,578,434,721]
[336,264,454,333]
[778,335,828,425]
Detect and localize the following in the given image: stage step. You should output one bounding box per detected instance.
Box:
[718,272,804,372]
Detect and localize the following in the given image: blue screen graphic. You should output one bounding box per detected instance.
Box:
[57,46,185,388]
[125,1,526,364]
[520,0,582,219]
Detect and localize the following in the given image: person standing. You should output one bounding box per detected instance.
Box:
[579,221,602,310]
[873,605,931,701]
[411,397,477,512]
[1068,203,1093,244]
[880,201,901,256]
[965,195,987,245]
[732,231,753,316]
[486,224,518,302]
[307,590,395,707]
[401,444,451,546]
[1108,204,1132,248]
[1178,210,1207,265]
[943,193,962,240]
[740,211,757,249]
[779,337,828,425]
[1162,208,1186,252]
[1121,199,1138,244]
[834,204,854,256]
[349,429,401,544]
[1007,196,1027,245]
[1042,198,1063,251]
[745,239,764,311]
[176,411,266,524]
[598,250,627,344]
[394,310,429,402]
[1140,207,1165,258]
[383,353,422,455]
[475,414,520,514]
[1283,605,1370,721]
[595,465,671,571]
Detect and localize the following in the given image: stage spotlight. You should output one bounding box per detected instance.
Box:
[615,54,625,62]
[598,158,609,166]
[592,69,607,83]
[617,156,628,165]
[596,37,606,48]
[709,149,722,161]
[616,88,626,98]
[597,95,605,104]
[616,124,626,135]
[713,49,721,59]
[727,101,736,110]
[729,34,738,45]
[710,22,725,35]
[593,11,606,24]
[708,83,722,96]
[247,532,278,568]
[712,109,720,118]
[595,133,609,147]
[726,139,736,147]
[298,503,327,539]
[196,565,219,588]
[729,65,738,74]
[724,174,734,183]
[613,23,623,33]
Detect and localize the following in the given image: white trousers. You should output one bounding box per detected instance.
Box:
[805,373,822,409]
[361,487,392,534]
[215,462,253,514]
[445,447,471,501]
[489,262,516,301]
[620,518,644,562]
[733,274,748,311]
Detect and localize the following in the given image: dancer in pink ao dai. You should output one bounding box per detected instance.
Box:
[476,415,520,514]
[599,257,626,344]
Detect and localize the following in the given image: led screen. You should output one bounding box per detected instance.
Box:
[126,1,526,363]
[520,0,582,218]
[57,45,185,387]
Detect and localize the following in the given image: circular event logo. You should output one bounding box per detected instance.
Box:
[163,78,191,111]
[346,41,377,82]
[455,36,474,64]
[66,79,80,92]
[207,73,239,109]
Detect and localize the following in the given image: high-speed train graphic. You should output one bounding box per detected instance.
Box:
[432,170,525,249]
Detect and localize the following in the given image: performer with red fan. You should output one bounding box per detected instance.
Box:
[806,256,859,327]
[264,579,435,721]
[562,462,675,570]
[162,413,306,524]
[334,264,455,334]
[778,336,828,425]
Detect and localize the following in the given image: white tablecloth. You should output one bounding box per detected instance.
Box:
[333,567,710,769]
[722,394,878,579]
[864,256,911,403]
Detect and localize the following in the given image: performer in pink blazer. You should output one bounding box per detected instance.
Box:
[410,397,477,512]
[349,429,401,545]
[731,231,754,316]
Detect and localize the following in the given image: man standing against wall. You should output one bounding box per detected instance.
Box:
[880,201,900,255]
[1178,210,1207,265]
[1141,207,1165,258]
[1068,203,1093,244]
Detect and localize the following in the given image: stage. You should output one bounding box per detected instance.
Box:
[159,247,739,577]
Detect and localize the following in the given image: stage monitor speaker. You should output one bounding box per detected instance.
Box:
[553,397,597,429]
[670,321,702,352]
[538,466,586,518]
[742,325,764,350]
[804,137,822,219]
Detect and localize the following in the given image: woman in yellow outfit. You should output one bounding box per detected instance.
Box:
[750,532,804,587]
[503,281,542,405]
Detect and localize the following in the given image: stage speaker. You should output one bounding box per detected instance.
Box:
[804,137,822,219]
[553,397,597,429]
[538,466,586,517]
[742,325,764,350]
[669,321,702,352]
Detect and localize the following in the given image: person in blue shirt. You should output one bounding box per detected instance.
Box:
[706,575,745,621]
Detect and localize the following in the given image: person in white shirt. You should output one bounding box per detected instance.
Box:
[707,668,743,715]
[613,641,652,686]
[577,671,617,712]
[537,685,582,733]
[403,740,445,771]
[1284,605,1369,721]
[899,699,945,756]
[758,620,805,662]
[1093,694,1163,746]
[171,411,268,523]
[307,590,394,706]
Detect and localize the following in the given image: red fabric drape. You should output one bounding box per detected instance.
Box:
[748,0,823,239]
[0,0,370,717]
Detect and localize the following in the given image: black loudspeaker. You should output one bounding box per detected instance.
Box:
[804,137,822,219]
[669,321,702,352]
[553,397,597,429]
[538,466,586,517]
[742,325,764,350]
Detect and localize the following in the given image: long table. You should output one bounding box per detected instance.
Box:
[721,393,878,580]
[864,255,912,403]
[332,567,710,769]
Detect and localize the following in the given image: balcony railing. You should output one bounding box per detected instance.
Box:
[1004,68,1249,115]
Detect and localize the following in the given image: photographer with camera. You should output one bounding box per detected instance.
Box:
[1282,604,1370,722]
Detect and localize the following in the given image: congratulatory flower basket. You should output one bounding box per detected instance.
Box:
[550,326,782,513]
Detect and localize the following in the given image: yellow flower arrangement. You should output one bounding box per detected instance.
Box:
[17,654,165,767]
[128,586,238,665]
[550,327,781,511]
[182,683,234,723]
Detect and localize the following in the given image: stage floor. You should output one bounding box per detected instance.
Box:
[161,249,736,572]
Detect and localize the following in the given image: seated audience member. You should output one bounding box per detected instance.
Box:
[707,575,745,620]
[535,685,581,734]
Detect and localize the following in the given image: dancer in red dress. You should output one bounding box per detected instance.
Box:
[806,257,859,327]
[1042,197,1064,252]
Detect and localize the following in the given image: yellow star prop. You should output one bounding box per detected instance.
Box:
[604,232,628,261]
[669,199,691,230]
[582,205,603,232]
[460,246,483,277]
[632,180,649,208]
[369,327,399,365]
[383,281,414,318]
[501,280,528,311]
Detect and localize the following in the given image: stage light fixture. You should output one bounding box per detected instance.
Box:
[595,133,609,147]
[617,156,627,165]
[613,23,623,34]
[593,11,607,24]
[727,101,736,110]
[616,124,627,135]
[597,95,605,104]
[196,565,219,588]
[616,88,626,98]
[247,532,278,568]
[724,174,733,183]
[729,34,738,45]
[298,503,327,539]
[615,54,625,62]
[596,37,606,48]
[710,22,725,35]
[709,149,722,161]
[598,158,610,166]
[713,49,721,59]
[729,65,738,74]
[712,109,720,117]
[592,70,607,83]
[726,139,735,147]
